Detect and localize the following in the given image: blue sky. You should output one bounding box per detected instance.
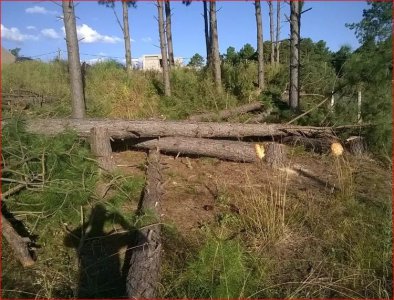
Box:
[1,1,368,64]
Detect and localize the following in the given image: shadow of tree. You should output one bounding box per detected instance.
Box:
[64,204,136,298]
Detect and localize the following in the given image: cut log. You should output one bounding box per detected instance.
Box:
[345,136,366,156]
[188,101,263,121]
[282,136,338,154]
[124,137,262,163]
[264,142,287,168]
[25,118,335,139]
[89,127,115,172]
[2,214,35,267]
[127,150,162,298]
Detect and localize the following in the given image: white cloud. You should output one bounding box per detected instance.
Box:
[25,6,57,15]
[141,37,152,43]
[1,24,39,42]
[62,24,122,44]
[26,25,36,30]
[41,28,60,39]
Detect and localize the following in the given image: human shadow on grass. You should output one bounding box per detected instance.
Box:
[64,204,137,298]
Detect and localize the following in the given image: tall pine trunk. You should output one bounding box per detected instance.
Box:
[255,0,265,90]
[203,1,211,66]
[289,1,300,110]
[62,0,85,119]
[275,0,281,65]
[209,0,222,93]
[165,0,175,67]
[157,0,171,96]
[268,0,275,65]
[122,0,132,76]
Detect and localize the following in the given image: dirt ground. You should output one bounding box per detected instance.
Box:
[112,148,378,237]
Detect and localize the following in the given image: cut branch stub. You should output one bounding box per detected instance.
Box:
[89,127,115,172]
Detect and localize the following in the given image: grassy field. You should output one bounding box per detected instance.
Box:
[1,61,392,298]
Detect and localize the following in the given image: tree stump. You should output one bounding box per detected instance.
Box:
[264,142,287,168]
[89,127,115,172]
[345,136,366,156]
[126,150,162,298]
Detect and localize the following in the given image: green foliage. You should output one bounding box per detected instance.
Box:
[222,61,258,100]
[159,68,238,119]
[346,1,392,43]
[167,237,262,298]
[2,117,99,229]
[239,43,256,61]
[187,53,205,68]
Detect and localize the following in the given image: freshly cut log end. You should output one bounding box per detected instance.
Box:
[126,150,162,298]
[264,142,287,168]
[331,142,344,157]
[345,136,366,156]
[89,127,115,172]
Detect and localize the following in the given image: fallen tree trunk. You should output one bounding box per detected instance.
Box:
[127,150,162,298]
[188,101,263,121]
[25,118,335,139]
[128,137,261,163]
[2,214,35,267]
[282,136,338,154]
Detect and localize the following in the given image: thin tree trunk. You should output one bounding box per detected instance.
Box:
[268,0,275,65]
[289,0,300,110]
[62,0,85,119]
[157,1,171,96]
[209,0,222,93]
[255,0,265,90]
[203,1,211,66]
[165,0,175,67]
[275,0,281,65]
[122,0,132,76]
[126,150,162,298]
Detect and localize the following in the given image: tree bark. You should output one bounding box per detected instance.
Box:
[2,214,35,267]
[255,0,265,90]
[289,1,300,110]
[345,136,366,156]
[264,142,287,168]
[130,137,262,163]
[127,150,162,298]
[122,0,133,76]
[188,101,263,121]
[282,136,337,154]
[157,0,171,96]
[209,0,222,93]
[89,127,115,172]
[275,0,281,65]
[165,0,175,67]
[62,0,85,119]
[268,0,275,65]
[203,1,211,66]
[25,118,337,140]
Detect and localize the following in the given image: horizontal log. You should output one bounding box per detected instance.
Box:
[25,118,335,139]
[188,101,263,121]
[2,214,35,267]
[128,137,260,163]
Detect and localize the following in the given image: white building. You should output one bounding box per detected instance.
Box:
[142,54,184,71]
